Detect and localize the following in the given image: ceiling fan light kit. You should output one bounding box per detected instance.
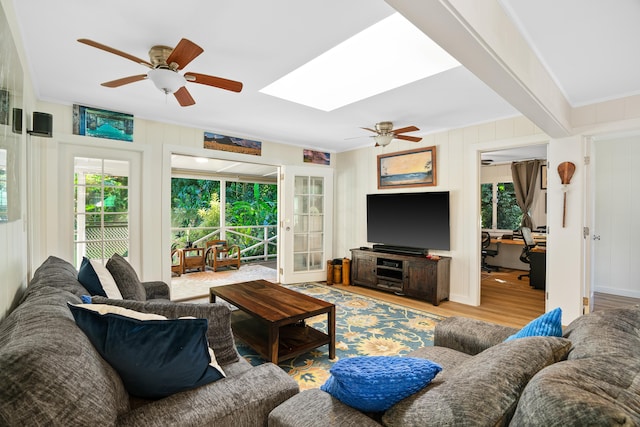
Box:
[374,134,394,147]
[363,121,422,147]
[147,68,186,94]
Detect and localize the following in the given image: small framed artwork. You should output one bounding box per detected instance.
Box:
[303,149,330,165]
[377,146,436,189]
[73,104,134,142]
[203,132,262,156]
[540,164,547,189]
[0,89,9,125]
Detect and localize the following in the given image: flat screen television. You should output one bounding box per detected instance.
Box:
[367,191,450,253]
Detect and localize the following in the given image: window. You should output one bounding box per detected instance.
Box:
[481,181,522,231]
[74,157,130,265]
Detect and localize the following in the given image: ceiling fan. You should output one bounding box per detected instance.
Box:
[361,121,422,147]
[77,38,243,107]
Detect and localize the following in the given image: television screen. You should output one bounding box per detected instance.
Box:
[367,191,450,251]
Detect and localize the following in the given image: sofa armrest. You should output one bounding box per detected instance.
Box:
[268,389,382,427]
[90,297,239,365]
[434,316,518,355]
[117,363,299,427]
[141,280,170,300]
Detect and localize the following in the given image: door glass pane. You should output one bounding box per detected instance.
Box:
[293,175,324,272]
[74,157,130,267]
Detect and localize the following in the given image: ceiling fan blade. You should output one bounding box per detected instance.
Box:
[78,39,152,68]
[174,86,195,107]
[392,125,419,134]
[184,72,243,92]
[101,74,148,88]
[166,38,203,70]
[361,127,378,133]
[396,135,422,143]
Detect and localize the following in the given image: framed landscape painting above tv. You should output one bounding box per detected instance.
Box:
[377,146,436,189]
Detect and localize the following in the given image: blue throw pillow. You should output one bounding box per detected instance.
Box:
[68,303,224,398]
[77,257,108,297]
[320,356,442,412]
[505,307,563,341]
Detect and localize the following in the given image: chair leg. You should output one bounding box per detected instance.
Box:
[518,272,530,280]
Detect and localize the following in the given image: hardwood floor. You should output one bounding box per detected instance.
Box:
[184,262,639,329]
[336,268,640,328]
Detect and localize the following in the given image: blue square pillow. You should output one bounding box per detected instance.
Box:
[320,356,442,412]
[68,303,224,398]
[505,307,563,341]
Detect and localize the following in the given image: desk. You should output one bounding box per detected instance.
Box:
[489,238,546,290]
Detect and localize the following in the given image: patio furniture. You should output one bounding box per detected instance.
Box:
[205,240,241,272]
[182,247,206,274]
[171,249,183,276]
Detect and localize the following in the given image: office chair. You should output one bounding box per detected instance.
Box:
[481,231,500,272]
[518,226,537,281]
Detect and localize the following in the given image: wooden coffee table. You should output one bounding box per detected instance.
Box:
[209,280,336,363]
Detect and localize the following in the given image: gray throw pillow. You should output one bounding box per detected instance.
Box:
[106,254,146,301]
[382,336,572,427]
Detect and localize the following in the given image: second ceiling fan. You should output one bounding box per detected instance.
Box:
[78,38,243,107]
[362,122,422,146]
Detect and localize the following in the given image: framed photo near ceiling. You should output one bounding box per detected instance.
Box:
[72,104,134,142]
[377,146,437,189]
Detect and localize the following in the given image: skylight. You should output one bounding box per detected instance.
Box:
[259,13,460,112]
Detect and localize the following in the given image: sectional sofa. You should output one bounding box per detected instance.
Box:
[0,256,299,426]
[270,305,640,426]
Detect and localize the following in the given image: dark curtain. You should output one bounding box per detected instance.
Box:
[511,160,541,229]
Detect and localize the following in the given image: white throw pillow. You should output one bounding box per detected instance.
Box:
[89,260,123,299]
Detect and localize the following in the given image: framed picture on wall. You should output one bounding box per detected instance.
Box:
[540,164,547,189]
[377,146,437,189]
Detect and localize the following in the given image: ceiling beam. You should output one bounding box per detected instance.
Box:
[386,0,573,138]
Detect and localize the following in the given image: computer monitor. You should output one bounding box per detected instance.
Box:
[521,226,536,247]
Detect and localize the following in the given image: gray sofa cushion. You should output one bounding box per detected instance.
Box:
[511,306,640,426]
[434,316,518,355]
[19,255,89,302]
[0,286,129,426]
[106,254,147,301]
[510,358,640,426]
[382,336,572,427]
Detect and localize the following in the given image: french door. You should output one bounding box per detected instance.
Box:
[59,144,141,269]
[280,166,333,284]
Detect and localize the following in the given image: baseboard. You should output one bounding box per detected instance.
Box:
[593,286,640,299]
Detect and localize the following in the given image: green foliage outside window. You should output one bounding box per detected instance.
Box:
[481,183,493,229]
[171,178,277,257]
[496,182,522,230]
[481,182,523,231]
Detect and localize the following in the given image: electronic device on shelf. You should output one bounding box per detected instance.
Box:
[367,191,450,255]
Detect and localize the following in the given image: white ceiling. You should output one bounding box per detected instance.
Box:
[10,0,640,156]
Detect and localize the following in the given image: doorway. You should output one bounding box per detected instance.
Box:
[479,145,547,313]
[169,154,279,277]
[589,133,640,305]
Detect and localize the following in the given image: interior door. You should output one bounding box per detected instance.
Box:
[590,135,640,302]
[280,165,333,284]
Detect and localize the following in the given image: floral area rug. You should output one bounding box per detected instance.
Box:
[234,282,445,390]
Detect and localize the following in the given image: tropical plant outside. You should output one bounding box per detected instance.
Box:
[171,178,277,258]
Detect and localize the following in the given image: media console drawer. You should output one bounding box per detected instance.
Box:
[349,248,451,306]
